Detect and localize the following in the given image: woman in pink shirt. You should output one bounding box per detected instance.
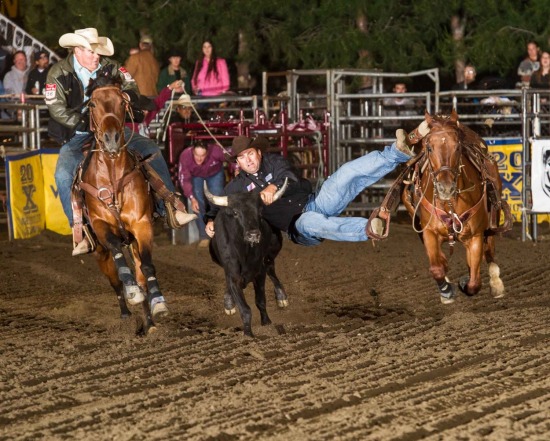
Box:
[191,40,230,96]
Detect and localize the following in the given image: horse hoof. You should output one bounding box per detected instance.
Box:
[150,295,168,320]
[225,307,237,316]
[277,299,289,308]
[458,276,474,296]
[124,285,145,305]
[491,287,505,299]
[440,295,456,304]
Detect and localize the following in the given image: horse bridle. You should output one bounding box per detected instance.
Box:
[424,129,470,200]
[88,85,132,155]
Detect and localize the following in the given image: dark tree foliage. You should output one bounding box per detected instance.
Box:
[22,0,548,89]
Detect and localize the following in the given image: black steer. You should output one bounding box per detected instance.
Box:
[205,180,289,337]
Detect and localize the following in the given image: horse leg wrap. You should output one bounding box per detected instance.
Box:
[146,276,161,298]
[436,277,455,303]
[113,254,144,305]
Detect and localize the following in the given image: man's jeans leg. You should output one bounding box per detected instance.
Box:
[125,128,175,216]
[294,143,409,242]
[54,133,93,225]
[192,170,225,239]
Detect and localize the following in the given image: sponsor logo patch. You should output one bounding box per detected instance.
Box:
[45,83,56,100]
[118,66,135,82]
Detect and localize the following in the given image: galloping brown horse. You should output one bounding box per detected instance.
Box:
[402,110,512,304]
[76,70,167,331]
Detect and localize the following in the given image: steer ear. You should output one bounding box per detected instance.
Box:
[273,177,289,202]
[204,182,228,206]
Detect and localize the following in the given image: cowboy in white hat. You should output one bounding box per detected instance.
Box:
[46,28,196,257]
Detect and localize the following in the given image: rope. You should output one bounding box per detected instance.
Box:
[158,83,231,156]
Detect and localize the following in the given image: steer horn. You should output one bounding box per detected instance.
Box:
[273,177,289,202]
[204,183,228,206]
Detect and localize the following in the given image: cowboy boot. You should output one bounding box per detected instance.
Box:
[406,120,430,147]
[395,120,430,156]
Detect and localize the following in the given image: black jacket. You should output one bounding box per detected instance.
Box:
[25,67,49,95]
[206,153,312,234]
[45,56,140,145]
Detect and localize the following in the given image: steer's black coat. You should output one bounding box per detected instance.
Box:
[209,191,288,337]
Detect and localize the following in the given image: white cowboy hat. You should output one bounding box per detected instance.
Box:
[59,28,114,56]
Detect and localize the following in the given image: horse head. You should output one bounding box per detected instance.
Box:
[87,66,129,156]
[423,109,464,201]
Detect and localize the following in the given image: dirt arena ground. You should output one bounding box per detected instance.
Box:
[0,221,549,441]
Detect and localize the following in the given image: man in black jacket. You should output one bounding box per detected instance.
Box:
[205,124,428,246]
[25,50,50,95]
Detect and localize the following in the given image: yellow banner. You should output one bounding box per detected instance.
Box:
[6,151,45,239]
[41,151,71,235]
[487,140,523,223]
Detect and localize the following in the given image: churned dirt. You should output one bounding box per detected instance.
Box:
[0,220,549,441]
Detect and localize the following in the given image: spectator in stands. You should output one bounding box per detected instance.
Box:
[383,82,415,107]
[452,64,478,90]
[3,50,28,95]
[124,35,160,97]
[191,39,230,96]
[157,48,191,96]
[46,27,196,256]
[25,50,50,95]
[204,122,430,245]
[529,51,550,90]
[383,81,418,132]
[0,36,9,78]
[178,140,228,247]
[518,41,540,88]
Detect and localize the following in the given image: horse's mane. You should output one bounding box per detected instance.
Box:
[86,65,122,97]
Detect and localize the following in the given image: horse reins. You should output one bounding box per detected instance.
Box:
[413,129,488,248]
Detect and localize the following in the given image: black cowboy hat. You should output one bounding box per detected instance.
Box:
[230,136,269,161]
[167,47,183,58]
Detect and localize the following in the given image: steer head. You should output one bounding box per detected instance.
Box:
[205,178,288,245]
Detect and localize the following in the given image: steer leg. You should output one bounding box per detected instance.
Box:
[266,260,288,308]
[227,276,253,337]
[224,290,236,315]
[253,271,271,327]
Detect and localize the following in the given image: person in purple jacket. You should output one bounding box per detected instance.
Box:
[178,140,228,246]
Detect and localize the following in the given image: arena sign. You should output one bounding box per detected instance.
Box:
[5,149,70,239]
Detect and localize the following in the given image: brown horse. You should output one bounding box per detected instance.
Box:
[76,70,167,332]
[402,110,511,304]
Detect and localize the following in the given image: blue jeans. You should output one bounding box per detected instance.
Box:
[292,142,409,246]
[54,128,175,225]
[192,170,225,239]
